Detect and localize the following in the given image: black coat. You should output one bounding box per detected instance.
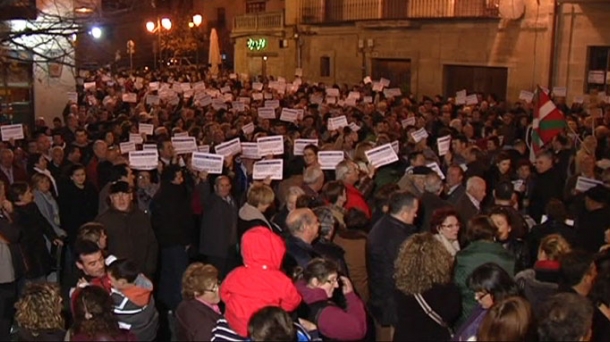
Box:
[528,167,564,222]
[58,181,98,243]
[526,220,579,265]
[197,180,238,258]
[577,206,610,253]
[95,206,158,278]
[151,182,193,248]
[454,194,480,226]
[13,203,59,279]
[393,283,461,342]
[366,214,417,325]
[418,192,452,233]
[0,213,26,280]
[175,299,221,342]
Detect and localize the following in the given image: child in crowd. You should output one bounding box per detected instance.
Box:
[107,259,159,341]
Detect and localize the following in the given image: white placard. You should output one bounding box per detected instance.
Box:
[575,176,604,192]
[519,90,534,103]
[122,93,137,103]
[363,76,372,84]
[384,88,402,98]
[348,122,361,132]
[229,73,237,80]
[192,152,224,174]
[174,132,189,137]
[552,87,567,97]
[391,141,400,154]
[437,135,452,156]
[318,151,345,170]
[426,162,445,180]
[294,139,318,156]
[242,122,255,135]
[252,82,264,91]
[180,83,191,92]
[143,144,157,150]
[171,137,197,154]
[129,133,143,144]
[84,82,96,90]
[295,68,303,77]
[456,90,467,105]
[120,142,136,154]
[372,82,384,92]
[252,93,264,101]
[139,123,154,136]
[193,81,206,90]
[149,82,159,91]
[221,86,231,94]
[512,179,524,192]
[257,135,284,156]
[348,91,360,100]
[232,101,245,112]
[146,95,160,105]
[214,138,242,157]
[326,88,340,97]
[0,124,24,141]
[345,98,357,107]
[238,97,251,104]
[465,94,478,105]
[258,107,276,120]
[197,95,212,107]
[129,150,159,170]
[67,92,78,103]
[198,145,210,153]
[380,78,391,87]
[327,115,349,131]
[363,96,373,104]
[365,143,399,168]
[401,117,416,128]
[410,128,429,143]
[265,100,280,109]
[241,142,260,159]
[253,159,284,180]
[280,108,299,122]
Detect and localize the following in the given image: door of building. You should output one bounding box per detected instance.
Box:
[443,64,508,100]
[372,58,412,94]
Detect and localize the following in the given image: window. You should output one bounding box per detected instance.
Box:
[217,7,226,27]
[246,1,266,14]
[320,56,331,77]
[586,46,610,93]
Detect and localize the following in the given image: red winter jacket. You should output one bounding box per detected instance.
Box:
[344,183,371,218]
[220,227,302,337]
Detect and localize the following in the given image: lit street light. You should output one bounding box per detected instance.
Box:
[145,18,172,70]
[90,27,102,39]
[192,14,203,27]
[161,18,172,30]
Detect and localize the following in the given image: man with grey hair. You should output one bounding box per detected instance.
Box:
[284,208,321,271]
[418,172,452,232]
[301,165,325,206]
[197,171,238,277]
[455,176,486,224]
[335,159,375,218]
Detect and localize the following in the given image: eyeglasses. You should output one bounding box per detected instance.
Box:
[203,280,222,293]
[326,277,339,285]
[474,292,490,301]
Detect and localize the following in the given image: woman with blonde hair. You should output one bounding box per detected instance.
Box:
[238,184,280,237]
[175,263,222,341]
[515,234,571,317]
[475,296,535,342]
[15,282,65,341]
[393,232,462,341]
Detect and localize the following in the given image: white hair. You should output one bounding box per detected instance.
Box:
[303,166,323,185]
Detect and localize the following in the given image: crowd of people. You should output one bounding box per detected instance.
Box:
[0,64,609,341]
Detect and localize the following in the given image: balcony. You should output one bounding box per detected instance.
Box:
[299,0,500,24]
[233,11,284,33]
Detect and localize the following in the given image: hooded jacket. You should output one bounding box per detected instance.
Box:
[220,227,302,337]
[110,274,159,341]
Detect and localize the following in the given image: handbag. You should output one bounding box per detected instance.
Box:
[414,293,454,338]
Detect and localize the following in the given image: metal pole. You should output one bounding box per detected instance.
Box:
[157,18,162,69]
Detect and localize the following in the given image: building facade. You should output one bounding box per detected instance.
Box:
[230,0,610,103]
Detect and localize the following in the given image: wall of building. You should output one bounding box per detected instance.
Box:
[553,2,610,102]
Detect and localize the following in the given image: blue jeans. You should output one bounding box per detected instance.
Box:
[158,246,189,311]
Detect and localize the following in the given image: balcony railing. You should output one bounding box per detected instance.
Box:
[233,12,284,32]
[299,0,500,24]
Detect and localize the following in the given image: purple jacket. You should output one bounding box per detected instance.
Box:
[453,306,487,341]
[296,280,367,340]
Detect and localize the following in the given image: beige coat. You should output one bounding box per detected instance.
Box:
[334,231,369,302]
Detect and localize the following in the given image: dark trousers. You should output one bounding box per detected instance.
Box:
[206,245,241,279]
[0,282,16,342]
[158,245,189,311]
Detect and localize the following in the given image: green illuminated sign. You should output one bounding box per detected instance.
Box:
[247,38,267,51]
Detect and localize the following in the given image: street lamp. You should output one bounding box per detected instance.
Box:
[145,18,172,70]
[90,26,102,39]
[189,14,203,67]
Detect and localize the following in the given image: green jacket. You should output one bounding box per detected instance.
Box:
[453,240,515,328]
